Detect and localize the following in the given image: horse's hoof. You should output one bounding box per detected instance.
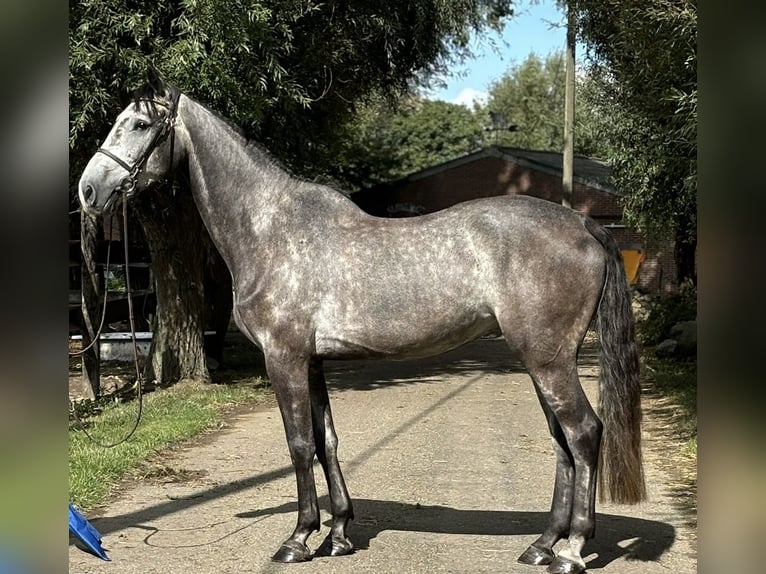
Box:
[517,544,555,566]
[546,555,586,574]
[315,534,354,557]
[271,540,312,563]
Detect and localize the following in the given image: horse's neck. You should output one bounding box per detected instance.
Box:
[177,96,295,279]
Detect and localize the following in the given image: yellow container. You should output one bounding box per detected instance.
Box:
[620,249,645,284]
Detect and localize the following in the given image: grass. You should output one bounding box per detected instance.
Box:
[69,379,270,511]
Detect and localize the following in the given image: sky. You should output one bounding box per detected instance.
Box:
[424,0,574,107]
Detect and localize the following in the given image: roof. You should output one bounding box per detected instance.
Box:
[372,145,621,196]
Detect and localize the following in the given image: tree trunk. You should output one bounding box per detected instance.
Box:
[673,211,697,288]
[204,243,233,367]
[135,185,210,385]
[674,223,697,288]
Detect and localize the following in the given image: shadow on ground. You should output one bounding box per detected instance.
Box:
[323,336,601,392]
[239,497,673,569]
[79,494,674,571]
[72,334,678,571]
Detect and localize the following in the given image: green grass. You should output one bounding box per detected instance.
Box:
[69,379,270,511]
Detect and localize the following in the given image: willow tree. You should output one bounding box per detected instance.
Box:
[569,0,697,285]
[69,0,514,385]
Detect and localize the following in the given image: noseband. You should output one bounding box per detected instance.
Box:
[96,92,180,194]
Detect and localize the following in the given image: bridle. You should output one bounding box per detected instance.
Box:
[96,91,181,195]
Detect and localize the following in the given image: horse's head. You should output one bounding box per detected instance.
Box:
[78,67,181,215]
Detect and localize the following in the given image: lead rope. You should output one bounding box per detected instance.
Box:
[69,195,145,447]
[69,231,112,356]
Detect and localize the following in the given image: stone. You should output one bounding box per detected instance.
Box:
[655,339,678,357]
[670,320,697,355]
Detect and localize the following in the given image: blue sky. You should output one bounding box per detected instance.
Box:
[425,0,574,106]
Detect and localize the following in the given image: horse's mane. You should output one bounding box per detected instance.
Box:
[133,81,292,176]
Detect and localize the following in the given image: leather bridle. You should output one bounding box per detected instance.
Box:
[96,91,180,195]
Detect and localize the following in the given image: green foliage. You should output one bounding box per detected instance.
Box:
[642,355,697,447]
[481,50,608,156]
[334,96,485,188]
[69,0,514,185]
[485,51,567,150]
[69,380,269,510]
[104,265,126,292]
[336,49,613,189]
[570,1,697,268]
[637,285,697,346]
[571,69,613,158]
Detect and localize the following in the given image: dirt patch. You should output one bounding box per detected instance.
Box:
[640,388,697,550]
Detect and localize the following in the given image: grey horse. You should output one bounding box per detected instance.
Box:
[78,70,645,574]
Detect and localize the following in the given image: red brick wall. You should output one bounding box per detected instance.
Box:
[574,184,622,219]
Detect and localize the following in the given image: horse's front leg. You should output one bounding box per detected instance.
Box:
[308,360,355,557]
[266,352,320,563]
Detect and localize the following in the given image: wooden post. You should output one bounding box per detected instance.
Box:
[562,4,576,209]
[80,210,101,398]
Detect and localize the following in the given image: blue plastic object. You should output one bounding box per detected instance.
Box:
[68,503,110,561]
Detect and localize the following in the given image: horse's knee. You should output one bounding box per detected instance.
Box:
[288,437,316,468]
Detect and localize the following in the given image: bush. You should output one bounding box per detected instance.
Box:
[637,282,697,345]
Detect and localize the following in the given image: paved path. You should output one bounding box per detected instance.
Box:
[69,337,696,573]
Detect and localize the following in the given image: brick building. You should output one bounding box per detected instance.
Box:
[351,145,676,293]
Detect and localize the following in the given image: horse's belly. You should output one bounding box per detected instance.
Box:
[314,310,500,360]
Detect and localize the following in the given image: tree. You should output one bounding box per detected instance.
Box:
[334,96,485,188]
[335,50,614,189]
[69,0,514,385]
[569,0,697,285]
[485,52,568,150]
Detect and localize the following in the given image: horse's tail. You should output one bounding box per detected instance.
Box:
[584,216,647,504]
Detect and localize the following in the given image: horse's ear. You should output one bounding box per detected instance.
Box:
[146,63,166,92]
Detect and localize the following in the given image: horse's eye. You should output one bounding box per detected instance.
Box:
[135,120,150,131]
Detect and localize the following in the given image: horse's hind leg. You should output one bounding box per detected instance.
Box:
[524,359,602,574]
[308,360,355,557]
[517,381,575,566]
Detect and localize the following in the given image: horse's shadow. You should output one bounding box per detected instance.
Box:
[237,497,675,569]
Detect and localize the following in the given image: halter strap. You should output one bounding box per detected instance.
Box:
[96,147,135,174]
[96,91,181,187]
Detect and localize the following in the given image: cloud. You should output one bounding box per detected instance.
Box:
[451,87,488,108]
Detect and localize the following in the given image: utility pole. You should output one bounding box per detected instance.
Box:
[562,3,576,209]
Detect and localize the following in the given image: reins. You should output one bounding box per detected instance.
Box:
[69,92,180,448]
[69,197,145,448]
[69,232,113,357]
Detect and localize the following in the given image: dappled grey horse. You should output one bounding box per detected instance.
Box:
[79,70,645,574]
